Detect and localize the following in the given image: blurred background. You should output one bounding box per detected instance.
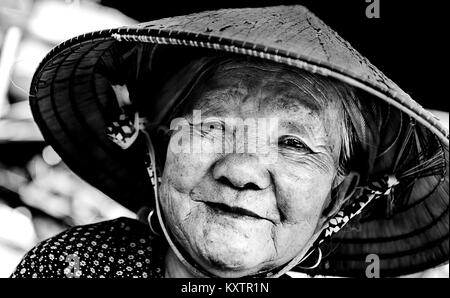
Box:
[0,0,448,277]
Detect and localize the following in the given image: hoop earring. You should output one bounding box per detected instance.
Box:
[147,209,162,237]
[297,247,322,270]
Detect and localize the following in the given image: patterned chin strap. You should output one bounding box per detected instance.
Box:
[104,84,404,277]
[322,175,399,245]
[106,85,140,150]
[299,175,400,265]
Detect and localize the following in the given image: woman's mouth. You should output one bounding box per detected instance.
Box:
[203,201,269,222]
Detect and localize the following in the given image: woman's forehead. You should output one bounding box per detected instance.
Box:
[188,60,341,120]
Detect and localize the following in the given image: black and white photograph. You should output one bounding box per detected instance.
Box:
[0,0,448,284]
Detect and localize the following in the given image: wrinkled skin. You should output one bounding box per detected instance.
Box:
[159,60,350,277]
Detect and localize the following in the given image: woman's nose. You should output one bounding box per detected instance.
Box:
[212,154,270,190]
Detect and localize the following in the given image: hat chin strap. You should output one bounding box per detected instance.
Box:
[141,130,208,277]
[141,130,326,278]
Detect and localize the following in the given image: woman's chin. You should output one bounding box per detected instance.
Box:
[195,250,267,277]
[201,265,262,278]
[187,226,273,277]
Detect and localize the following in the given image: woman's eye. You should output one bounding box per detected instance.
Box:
[200,121,225,135]
[279,136,312,152]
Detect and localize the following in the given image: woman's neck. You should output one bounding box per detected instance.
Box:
[164,247,197,278]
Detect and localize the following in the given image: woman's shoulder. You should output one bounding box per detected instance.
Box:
[11,217,165,278]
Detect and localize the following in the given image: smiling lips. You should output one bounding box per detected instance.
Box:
[203,201,271,223]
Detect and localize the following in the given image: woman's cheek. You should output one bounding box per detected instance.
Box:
[163,150,213,193]
[161,150,219,233]
[268,171,334,261]
[274,167,334,224]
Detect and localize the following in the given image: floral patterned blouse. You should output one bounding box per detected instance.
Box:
[11,217,166,278]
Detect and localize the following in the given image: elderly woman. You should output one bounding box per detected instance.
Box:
[12,6,448,278]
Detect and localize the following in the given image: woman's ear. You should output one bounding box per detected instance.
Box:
[317,171,360,229]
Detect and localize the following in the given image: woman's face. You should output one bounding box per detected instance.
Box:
[159,61,344,277]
